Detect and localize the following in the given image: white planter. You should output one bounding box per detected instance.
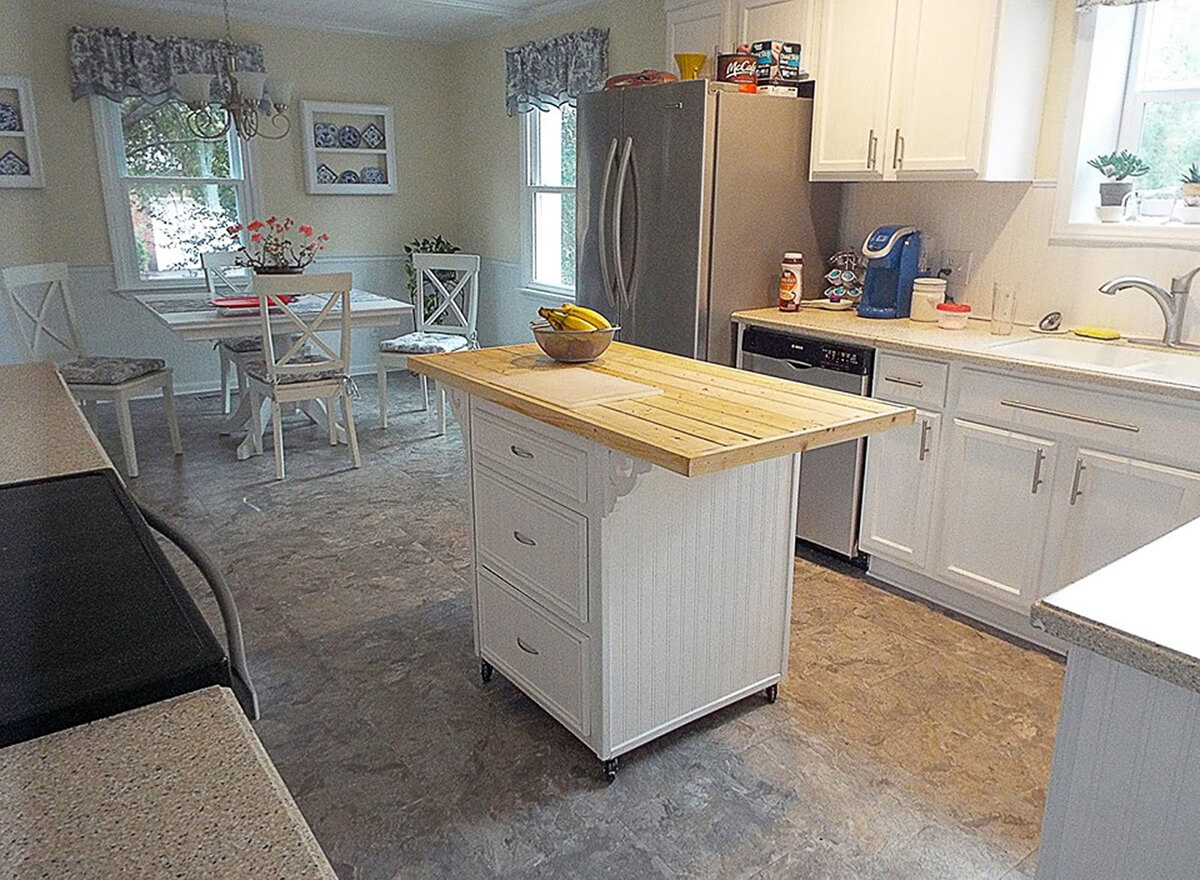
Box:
[1180,205,1200,224]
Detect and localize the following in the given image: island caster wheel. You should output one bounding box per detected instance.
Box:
[763,684,778,704]
[602,757,619,783]
[480,660,494,683]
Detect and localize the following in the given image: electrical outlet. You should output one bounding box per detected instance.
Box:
[942,249,974,288]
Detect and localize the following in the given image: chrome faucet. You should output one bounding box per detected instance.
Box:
[1098,266,1200,349]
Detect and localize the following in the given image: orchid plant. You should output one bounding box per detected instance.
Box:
[227,217,329,271]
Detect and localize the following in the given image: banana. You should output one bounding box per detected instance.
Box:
[561,303,612,329]
[537,307,595,331]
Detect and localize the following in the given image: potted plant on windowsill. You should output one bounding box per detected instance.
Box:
[1087,150,1150,219]
[1180,163,1200,224]
[227,217,329,274]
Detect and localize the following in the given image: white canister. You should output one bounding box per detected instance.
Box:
[910,278,947,322]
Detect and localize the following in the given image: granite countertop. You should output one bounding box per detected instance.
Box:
[0,687,336,878]
[732,308,1200,403]
[1031,518,1200,694]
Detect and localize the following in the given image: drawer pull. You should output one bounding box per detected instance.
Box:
[1000,399,1140,433]
[918,419,932,462]
[513,530,537,547]
[510,444,535,459]
[1031,447,1046,495]
[1069,458,1086,506]
[516,637,540,656]
[884,375,924,388]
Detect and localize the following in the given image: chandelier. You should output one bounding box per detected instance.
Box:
[173,0,292,141]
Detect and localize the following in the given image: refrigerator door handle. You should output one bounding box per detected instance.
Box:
[596,137,619,308]
[613,136,634,309]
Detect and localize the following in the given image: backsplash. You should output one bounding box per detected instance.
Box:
[839,181,1200,345]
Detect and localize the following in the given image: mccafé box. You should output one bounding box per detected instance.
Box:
[716,53,757,85]
[751,40,802,86]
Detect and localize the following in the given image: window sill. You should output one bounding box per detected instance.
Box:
[1050,220,1200,250]
[520,286,576,304]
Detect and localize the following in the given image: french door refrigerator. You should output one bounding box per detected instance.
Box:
[576,79,842,366]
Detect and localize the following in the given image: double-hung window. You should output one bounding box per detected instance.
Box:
[521,103,577,296]
[93,96,258,289]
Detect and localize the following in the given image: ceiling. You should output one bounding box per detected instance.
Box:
[94,0,600,41]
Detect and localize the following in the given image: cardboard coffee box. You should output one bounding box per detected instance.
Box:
[751,40,802,86]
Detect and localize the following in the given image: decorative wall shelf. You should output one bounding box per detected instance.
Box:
[0,76,44,189]
[300,100,395,196]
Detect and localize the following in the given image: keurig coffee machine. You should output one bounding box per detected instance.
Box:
[857,226,922,319]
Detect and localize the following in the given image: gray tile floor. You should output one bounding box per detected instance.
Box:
[104,372,1063,880]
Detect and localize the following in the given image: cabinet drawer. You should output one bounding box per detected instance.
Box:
[474,466,589,623]
[478,569,589,736]
[472,401,589,507]
[874,352,949,409]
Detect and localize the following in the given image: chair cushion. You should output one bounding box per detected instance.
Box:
[220,336,263,354]
[378,332,468,355]
[59,357,166,386]
[244,354,345,386]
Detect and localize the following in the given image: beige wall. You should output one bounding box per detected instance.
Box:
[1035,0,1079,180]
[0,0,456,268]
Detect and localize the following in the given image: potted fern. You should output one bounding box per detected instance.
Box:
[1180,163,1200,223]
[1087,150,1150,209]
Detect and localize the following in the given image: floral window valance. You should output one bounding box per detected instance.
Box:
[504,27,609,116]
[1076,0,1158,9]
[69,26,264,105]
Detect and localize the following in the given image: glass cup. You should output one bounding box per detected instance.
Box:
[991,282,1017,336]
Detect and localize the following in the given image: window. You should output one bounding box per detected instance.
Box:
[93,97,258,289]
[1054,0,1200,245]
[521,103,576,295]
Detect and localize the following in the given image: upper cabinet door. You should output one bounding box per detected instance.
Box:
[734,0,821,74]
[666,0,732,80]
[809,0,897,181]
[888,0,999,178]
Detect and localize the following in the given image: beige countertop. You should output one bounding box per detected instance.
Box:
[1032,517,1200,694]
[0,688,337,879]
[410,342,913,476]
[732,308,1200,403]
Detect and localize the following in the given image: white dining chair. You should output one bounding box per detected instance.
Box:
[201,251,259,416]
[1,263,182,478]
[377,253,480,434]
[244,272,361,481]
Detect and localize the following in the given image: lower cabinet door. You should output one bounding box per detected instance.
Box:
[936,419,1057,609]
[860,409,940,568]
[1054,449,1200,591]
[477,569,589,737]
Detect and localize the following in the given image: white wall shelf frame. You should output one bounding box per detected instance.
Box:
[0,75,45,189]
[300,100,396,196]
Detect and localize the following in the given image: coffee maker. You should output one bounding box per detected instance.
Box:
[857,226,922,319]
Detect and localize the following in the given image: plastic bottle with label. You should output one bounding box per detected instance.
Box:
[779,252,803,311]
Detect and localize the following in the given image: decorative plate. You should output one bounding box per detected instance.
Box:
[0,150,29,176]
[0,103,20,132]
[337,125,361,149]
[360,122,384,149]
[316,163,337,185]
[337,169,361,184]
[313,122,337,149]
[361,166,385,184]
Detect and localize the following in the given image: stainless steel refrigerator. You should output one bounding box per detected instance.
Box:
[577,79,842,366]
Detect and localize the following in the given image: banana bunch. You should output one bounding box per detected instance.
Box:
[538,303,612,331]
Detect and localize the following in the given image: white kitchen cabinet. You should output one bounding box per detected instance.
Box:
[937,419,1057,610]
[665,0,821,79]
[734,0,820,67]
[810,0,1053,181]
[1053,450,1200,592]
[665,0,731,79]
[860,410,940,568]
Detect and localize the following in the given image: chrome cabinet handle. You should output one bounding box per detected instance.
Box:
[516,637,540,656]
[884,375,924,388]
[596,138,619,308]
[999,400,1140,433]
[918,419,932,462]
[867,128,878,170]
[1031,448,1046,495]
[510,444,534,459]
[893,129,904,169]
[513,530,537,546]
[1069,458,1086,506]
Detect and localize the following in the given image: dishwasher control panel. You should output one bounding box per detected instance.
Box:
[741,327,874,376]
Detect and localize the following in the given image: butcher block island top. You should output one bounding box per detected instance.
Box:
[408,342,913,476]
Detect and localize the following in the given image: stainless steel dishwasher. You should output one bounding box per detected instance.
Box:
[738,326,874,561]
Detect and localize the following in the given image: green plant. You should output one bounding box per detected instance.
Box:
[403,235,461,300]
[1087,150,1150,181]
[1181,162,1200,185]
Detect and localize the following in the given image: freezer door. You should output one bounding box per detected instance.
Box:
[575,89,625,324]
[615,80,714,358]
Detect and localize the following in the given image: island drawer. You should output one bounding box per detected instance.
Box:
[472,401,589,507]
[874,352,949,409]
[473,465,589,623]
[477,569,589,737]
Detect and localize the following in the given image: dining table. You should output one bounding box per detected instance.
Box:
[136,289,414,460]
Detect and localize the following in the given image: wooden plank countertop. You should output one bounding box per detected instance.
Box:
[408,343,914,477]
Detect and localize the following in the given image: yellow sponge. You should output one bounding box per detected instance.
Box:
[1073,327,1121,341]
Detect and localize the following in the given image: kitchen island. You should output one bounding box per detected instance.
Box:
[1031,516,1200,880]
[409,342,912,778]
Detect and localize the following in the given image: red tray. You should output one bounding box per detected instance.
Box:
[211,295,295,309]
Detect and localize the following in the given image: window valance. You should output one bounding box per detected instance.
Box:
[504,27,609,116]
[1076,0,1159,9]
[69,26,264,105]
